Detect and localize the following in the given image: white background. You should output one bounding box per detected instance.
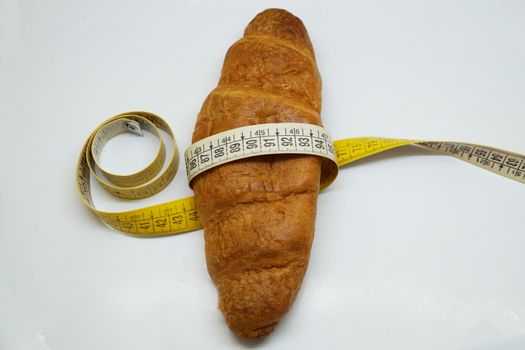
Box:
[1,0,524,349]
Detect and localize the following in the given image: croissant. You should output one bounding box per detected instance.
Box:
[191,8,323,338]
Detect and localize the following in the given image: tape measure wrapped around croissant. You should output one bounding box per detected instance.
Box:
[76,8,525,339]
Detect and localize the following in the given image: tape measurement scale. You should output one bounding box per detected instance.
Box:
[185,123,339,190]
[77,112,525,237]
[77,112,201,236]
[334,138,525,182]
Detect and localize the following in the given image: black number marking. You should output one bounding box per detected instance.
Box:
[188,211,199,222]
[189,158,197,170]
[474,149,488,157]
[171,215,184,225]
[154,218,168,228]
[263,138,276,147]
[245,139,258,149]
[229,142,241,153]
[121,222,135,230]
[214,147,225,158]
[137,221,151,230]
[280,137,293,147]
[298,137,310,147]
[490,153,504,163]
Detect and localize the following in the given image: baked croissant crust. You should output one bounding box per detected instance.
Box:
[192,8,323,339]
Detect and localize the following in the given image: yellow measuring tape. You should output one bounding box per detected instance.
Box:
[77,112,525,237]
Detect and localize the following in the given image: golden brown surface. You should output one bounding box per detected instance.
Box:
[191,8,322,339]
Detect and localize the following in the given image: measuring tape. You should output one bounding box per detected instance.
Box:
[185,123,339,190]
[76,112,525,237]
[334,138,525,181]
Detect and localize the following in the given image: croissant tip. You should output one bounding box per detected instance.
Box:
[252,8,300,22]
[258,8,295,15]
[231,321,279,339]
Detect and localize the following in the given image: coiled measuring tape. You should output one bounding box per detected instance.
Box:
[77,112,525,237]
